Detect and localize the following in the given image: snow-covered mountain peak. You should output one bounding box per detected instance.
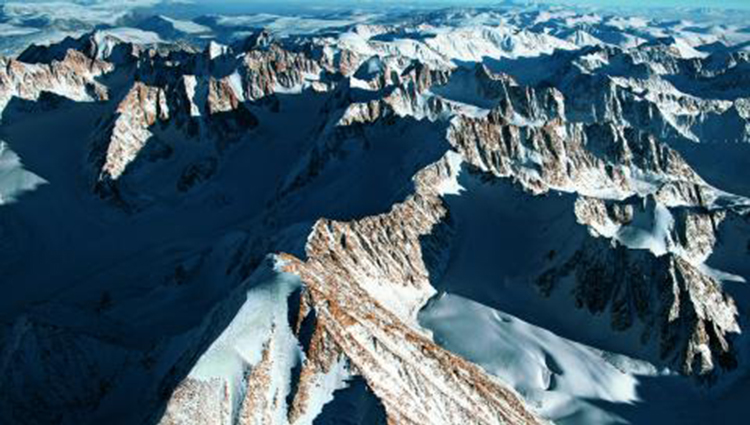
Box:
[3,4,750,425]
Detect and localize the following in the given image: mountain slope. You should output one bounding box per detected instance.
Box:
[2,5,750,425]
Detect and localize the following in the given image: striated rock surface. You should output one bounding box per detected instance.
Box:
[278,155,545,425]
[0,49,111,118]
[5,7,750,425]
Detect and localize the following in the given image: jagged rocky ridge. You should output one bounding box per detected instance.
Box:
[2,11,750,425]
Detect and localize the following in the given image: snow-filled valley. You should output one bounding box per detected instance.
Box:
[2,1,750,424]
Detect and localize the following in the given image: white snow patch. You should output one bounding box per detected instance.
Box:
[189,270,300,381]
[189,262,303,423]
[227,71,246,102]
[159,15,211,34]
[420,293,661,424]
[206,41,228,60]
[357,275,436,325]
[182,76,202,117]
[614,199,675,257]
[437,150,465,196]
[98,28,163,45]
[0,141,46,204]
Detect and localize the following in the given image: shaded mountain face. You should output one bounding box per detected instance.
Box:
[1,5,750,425]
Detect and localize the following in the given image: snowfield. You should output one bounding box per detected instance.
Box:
[420,292,654,425]
[0,141,46,205]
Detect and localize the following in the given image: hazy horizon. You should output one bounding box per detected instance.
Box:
[2,0,749,11]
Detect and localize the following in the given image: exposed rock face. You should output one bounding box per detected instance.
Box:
[437,70,742,377]
[240,45,324,101]
[537,236,739,376]
[91,74,256,183]
[81,38,355,204]
[99,82,170,180]
[152,34,746,424]
[448,104,700,198]
[159,377,232,425]
[0,49,111,118]
[526,44,750,145]
[5,8,750,425]
[568,194,740,375]
[157,153,543,425]
[17,31,145,65]
[279,154,545,425]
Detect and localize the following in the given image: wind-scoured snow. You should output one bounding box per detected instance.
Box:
[420,292,658,425]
